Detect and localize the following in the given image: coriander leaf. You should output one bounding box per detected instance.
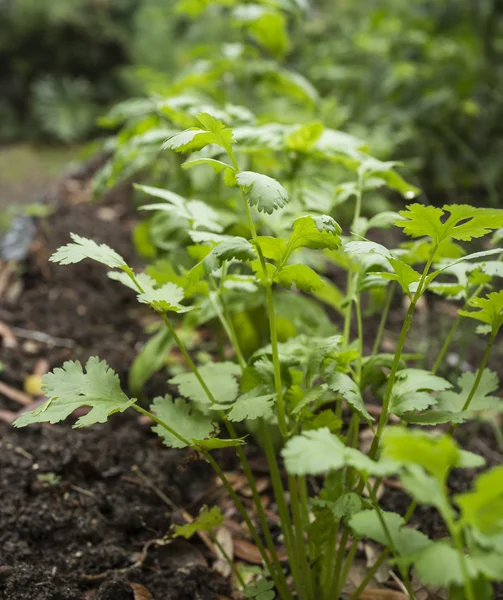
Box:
[194,437,246,449]
[396,203,503,244]
[455,465,503,534]
[381,427,460,483]
[173,506,223,538]
[275,264,324,292]
[236,171,289,214]
[290,385,328,414]
[50,233,127,269]
[253,236,286,262]
[137,282,192,313]
[287,215,342,253]
[150,396,215,448]
[163,113,233,153]
[381,258,421,298]
[349,510,431,555]
[459,290,503,334]
[204,237,256,271]
[286,122,324,152]
[390,369,452,415]
[282,428,395,477]
[436,369,503,417]
[108,271,156,293]
[313,492,362,521]
[327,372,373,424]
[344,240,392,260]
[170,362,241,406]
[182,157,234,175]
[225,392,275,422]
[407,542,475,587]
[399,465,451,513]
[14,357,135,428]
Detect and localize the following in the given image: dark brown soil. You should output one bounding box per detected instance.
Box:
[0,173,229,599]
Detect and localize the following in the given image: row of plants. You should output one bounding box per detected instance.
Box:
[14,1,503,598]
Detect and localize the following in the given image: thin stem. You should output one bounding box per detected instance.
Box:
[432,313,461,374]
[448,329,497,435]
[355,294,364,384]
[320,525,339,600]
[328,527,350,600]
[208,285,246,369]
[289,475,315,599]
[132,404,190,447]
[260,421,306,600]
[349,549,390,599]
[336,538,359,599]
[211,532,247,589]
[161,315,289,592]
[372,282,396,356]
[369,246,437,459]
[205,452,292,600]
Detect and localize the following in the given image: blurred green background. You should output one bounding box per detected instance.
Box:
[1,0,502,202]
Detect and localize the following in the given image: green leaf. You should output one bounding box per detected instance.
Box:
[349,510,431,555]
[14,357,135,428]
[398,465,451,513]
[136,184,222,232]
[303,409,342,433]
[253,236,286,262]
[204,237,257,271]
[225,391,275,422]
[313,492,362,521]
[163,113,233,153]
[396,204,503,243]
[170,362,241,406]
[243,578,275,600]
[389,369,452,415]
[381,427,461,482]
[327,372,374,424]
[381,258,421,298]
[194,437,246,449]
[287,215,342,253]
[150,395,215,448]
[137,282,193,313]
[459,290,503,333]
[50,233,127,269]
[436,369,503,418]
[128,328,173,396]
[286,122,324,152]
[236,171,289,214]
[173,506,223,538]
[275,264,324,292]
[455,465,503,534]
[182,157,234,175]
[233,5,289,58]
[407,542,473,587]
[282,428,395,477]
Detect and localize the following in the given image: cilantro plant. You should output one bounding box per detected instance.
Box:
[15,110,503,599]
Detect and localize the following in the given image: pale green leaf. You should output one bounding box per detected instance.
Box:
[327,372,373,424]
[50,233,127,269]
[170,362,241,406]
[14,357,135,428]
[288,215,341,253]
[137,282,192,313]
[173,506,223,538]
[236,171,289,214]
[390,369,452,415]
[151,395,215,448]
[226,392,275,422]
[253,236,286,262]
[459,290,503,333]
[286,122,324,152]
[275,264,324,292]
[455,465,503,534]
[349,510,431,555]
[282,428,395,476]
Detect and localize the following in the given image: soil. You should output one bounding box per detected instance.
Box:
[0,167,230,600]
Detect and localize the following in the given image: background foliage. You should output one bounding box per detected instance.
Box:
[1,0,502,198]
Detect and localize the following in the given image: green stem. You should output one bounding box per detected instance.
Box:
[320,525,339,600]
[205,453,291,600]
[336,537,359,599]
[448,329,496,435]
[371,282,395,356]
[348,549,390,599]
[211,532,247,589]
[208,284,246,369]
[289,474,315,599]
[432,313,462,374]
[355,294,364,384]
[369,246,437,459]
[328,527,350,600]
[260,421,306,600]
[132,404,191,447]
